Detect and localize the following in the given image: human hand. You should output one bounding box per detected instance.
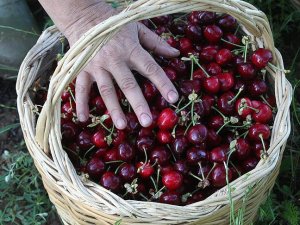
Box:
[66,21,180,129]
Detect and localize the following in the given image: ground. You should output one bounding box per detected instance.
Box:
[0,0,300,225]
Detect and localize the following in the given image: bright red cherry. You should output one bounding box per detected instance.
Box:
[216,49,233,66]
[163,67,178,81]
[157,108,179,130]
[143,81,158,101]
[187,124,208,144]
[179,37,194,56]
[206,62,222,76]
[203,76,220,94]
[248,124,271,141]
[217,72,235,92]
[200,46,218,63]
[100,172,121,191]
[237,63,257,80]
[235,98,253,119]
[157,130,173,144]
[61,101,76,120]
[162,171,183,190]
[251,48,273,69]
[136,161,154,179]
[252,103,273,123]
[112,130,126,147]
[204,25,223,43]
[92,130,108,148]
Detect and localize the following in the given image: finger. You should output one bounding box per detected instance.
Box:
[75,71,92,122]
[137,23,180,58]
[130,46,179,103]
[109,62,152,127]
[94,69,127,130]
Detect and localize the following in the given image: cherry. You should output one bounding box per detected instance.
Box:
[77,130,93,151]
[61,121,79,141]
[160,164,174,175]
[100,172,121,191]
[242,157,259,172]
[150,146,170,165]
[247,79,268,96]
[103,148,119,162]
[208,115,224,130]
[210,145,228,163]
[186,147,208,165]
[93,148,107,158]
[210,164,232,187]
[237,63,257,80]
[61,89,71,102]
[193,68,207,81]
[217,91,235,115]
[248,124,271,141]
[61,101,76,120]
[233,78,246,93]
[92,130,108,148]
[157,108,179,130]
[252,103,273,123]
[138,127,153,137]
[117,143,135,162]
[185,24,202,43]
[92,96,106,114]
[174,160,190,175]
[159,191,181,205]
[217,72,235,92]
[222,33,241,50]
[186,191,205,204]
[251,48,273,69]
[118,163,136,182]
[112,130,126,147]
[204,25,223,43]
[172,136,189,155]
[86,158,105,180]
[217,14,237,31]
[170,21,187,35]
[234,138,250,160]
[102,110,113,127]
[126,112,140,133]
[206,62,222,76]
[136,136,154,152]
[235,97,253,119]
[152,15,172,26]
[206,129,222,147]
[163,67,178,81]
[157,130,173,144]
[188,11,216,25]
[162,171,183,190]
[200,46,218,63]
[155,26,168,35]
[136,161,154,179]
[179,37,194,56]
[203,76,220,94]
[253,141,269,159]
[187,124,208,144]
[179,79,201,96]
[167,36,179,49]
[216,49,233,66]
[169,58,188,75]
[155,95,169,111]
[266,95,276,107]
[143,81,158,101]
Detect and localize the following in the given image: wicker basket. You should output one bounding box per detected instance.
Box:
[17,0,292,224]
[292,0,300,8]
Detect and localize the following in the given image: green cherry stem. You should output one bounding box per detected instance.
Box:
[228,87,244,105]
[190,55,210,78]
[221,38,244,48]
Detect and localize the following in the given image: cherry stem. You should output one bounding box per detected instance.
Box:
[184,120,193,135]
[198,162,205,180]
[143,148,148,164]
[234,24,240,35]
[148,19,157,29]
[167,144,177,162]
[237,130,249,139]
[105,160,124,165]
[230,162,242,177]
[150,176,158,192]
[189,172,203,181]
[190,55,195,80]
[212,106,227,120]
[156,167,161,188]
[172,124,178,138]
[98,119,112,133]
[242,105,259,113]
[83,145,95,159]
[260,95,275,110]
[217,120,231,134]
[139,193,149,201]
[228,87,244,105]
[149,186,165,201]
[221,38,244,48]
[226,122,251,129]
[115,162,126,174]
[259,134,269,158]
[243,37,249,63]
[175,100,193,113]
[68,87,76,102]
[190,55,210,78]
[267,62,290,73]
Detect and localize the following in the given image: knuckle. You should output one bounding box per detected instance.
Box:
[133,103,146,113]
[144,61,161,76]
[99,84,114,97]
[120,77,137,91]
[129,45,143,60]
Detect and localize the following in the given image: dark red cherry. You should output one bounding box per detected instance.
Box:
[61,101,76,120]
[217,14,237,31]
[251,48,273,69]
[187,124,208,144]
[237,63,257,80]
[169,58,188,75]
[185,24,202,43]
[179,79,201,96]
[200,46,218,63]
[216,49,233,66]
[242,157,259,172]
[155,95,169,111]
[186,147,208,165]
[248,124,271,141]
[174,160,190,175]
[92,130,108,148]
[136,161,154,179]
[162,171,183,190]
[235,98,253,119]
[217,72,235,92]
[117,143,134,162]
[172,136,189,155]
[159,191,181,205]
[100,172,120,191]
[197,11,216,25]
[253,141,269,159]
[157,108,179,130]
[163,67,178,81]
[247,79,268,96]
[92,96,106,114]
[157,130,173,144]
[233,78,246,93]
[155,26,168,35]
[61,89,71,102]
[93,148,107,158]
[170,21,187,36]
[179,37,194,56]
[252,103,273,123]
[222,33,241,50]
[193,68,207,81]
[143,81,158,101]
[186,191,205,204]
[203,25,223,43]
[86,158,105,180]
[206,129,222,147]
[150,146,170,165]
[61,121,78,140]
[210,164,232,187]
[203,76,220,94]
[112,130,126,146]
[160,164,174,175]
[210,145,228,163]
[208,115,224,130]
[206,62,222,76]
[217,91,235,115]
[126,112,140,133]
[118,163,136,182]
[167,36,179,49]
[136,136,154,153]
[77,130,93,151]
[103,148,119,162]
[234,138,250,160]
[152,15,172,26]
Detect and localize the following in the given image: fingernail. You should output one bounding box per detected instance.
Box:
[168,46,180,54]
[78,114,87,122]
[168,91,179,103]
[140,113,152,127]
[116,118,126,129]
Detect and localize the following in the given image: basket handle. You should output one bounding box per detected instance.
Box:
[35,0,275,153]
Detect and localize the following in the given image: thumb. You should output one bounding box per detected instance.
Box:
[137,23,180,58]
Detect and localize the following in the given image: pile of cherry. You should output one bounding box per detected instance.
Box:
[60,11,276,205]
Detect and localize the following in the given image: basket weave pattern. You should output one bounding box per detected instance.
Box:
[17,1,292,224]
